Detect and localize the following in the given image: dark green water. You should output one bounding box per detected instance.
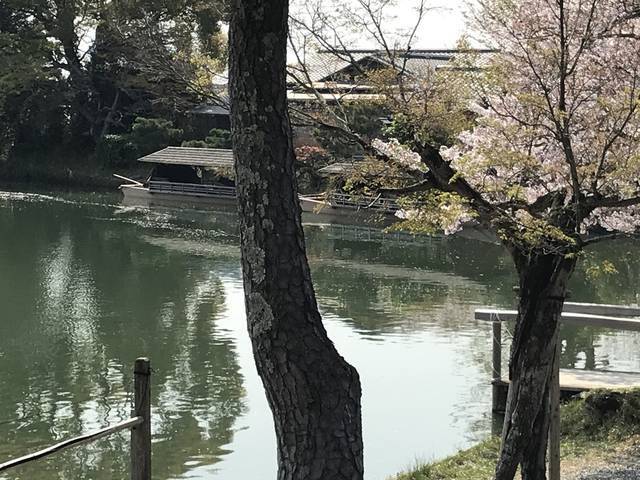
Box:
[0,189,638,479]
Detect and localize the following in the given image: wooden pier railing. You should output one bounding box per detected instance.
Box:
[476,302,640,412]
[149,180,236,198]
[328,193,400,213]
[0,357,152,480]
[476,303,640,480]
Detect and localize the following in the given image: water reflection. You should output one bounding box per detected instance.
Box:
[305,228,515,336]
[0,194,245,480]
[0,191,639,480]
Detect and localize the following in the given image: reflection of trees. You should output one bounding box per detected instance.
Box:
[0,197,245,480]
[311,261,490,333]
[304,227,640,374]
[571,239,640,305]
[560,325,598,370]
[304,228,517,335]
[305,226,514,281]
[563,239,640,371]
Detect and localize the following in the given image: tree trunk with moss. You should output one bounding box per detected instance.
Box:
[228,1,364,479]
[495,249,577,480]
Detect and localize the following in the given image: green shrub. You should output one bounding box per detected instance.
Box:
[181,140,210,148]
[295,145,331,193]
[561,388,640,440]
[204,128,232,148]
[128,117,184,156]
[620,390,640,425]
[182,128,232,149]
[95,134,138,167]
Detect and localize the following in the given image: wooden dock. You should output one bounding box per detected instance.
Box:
[491,369,640,412]
[476,302,640,412]
[494,369,640,392]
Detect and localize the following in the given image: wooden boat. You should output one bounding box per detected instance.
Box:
[117,147,400,224]
[120,182,237,208]
[118,147,238,209]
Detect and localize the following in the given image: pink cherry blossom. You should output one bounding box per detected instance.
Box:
[381,0,640,238]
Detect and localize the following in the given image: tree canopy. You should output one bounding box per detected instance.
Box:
[394,0,640,245]
[0,0,228,164]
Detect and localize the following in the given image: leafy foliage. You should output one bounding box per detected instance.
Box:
[312,102,391,159]
[368,2,640,253]
[294,145,331,193]
[95,117,185,166]
[128,118,184,156]
[393,192,477,235]
[182,128,232,148]
[0,0,58,159]
[204,128,232,148]
[95,135,139,167]
[0,0,228,163]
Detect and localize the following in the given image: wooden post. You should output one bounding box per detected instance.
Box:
[549,337,561,480]
[131,358,151,480]
[491,320,502,412]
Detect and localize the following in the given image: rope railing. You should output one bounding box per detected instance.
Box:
[0,357,152,480]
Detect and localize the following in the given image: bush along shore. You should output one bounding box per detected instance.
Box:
[391,389,640,480]
[0,154,148,190]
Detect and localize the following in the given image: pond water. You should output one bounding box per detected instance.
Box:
[0,189,639,480]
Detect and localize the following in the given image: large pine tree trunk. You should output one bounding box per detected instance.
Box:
[55,2,98,140]
[228,2,364,480]
[495,250,576,480]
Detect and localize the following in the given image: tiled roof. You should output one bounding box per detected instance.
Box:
[288,52,379,83]
[288,49,495,85]
[138,147,234,168]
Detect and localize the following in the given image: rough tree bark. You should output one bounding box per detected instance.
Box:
[228,1,364,480]
[495,249,577,480]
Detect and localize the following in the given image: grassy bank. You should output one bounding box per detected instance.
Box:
[391,389,640,480]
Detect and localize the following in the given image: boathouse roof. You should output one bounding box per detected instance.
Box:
[138,147,234,168]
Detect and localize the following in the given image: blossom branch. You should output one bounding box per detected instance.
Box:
[588,196,640,209]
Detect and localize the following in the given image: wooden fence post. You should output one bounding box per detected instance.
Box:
[549,338,561,480]
[491,320,502,412]
[131,357,151,480]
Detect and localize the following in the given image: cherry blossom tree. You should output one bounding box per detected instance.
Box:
[292,0,640,478]
[373,1,640,478]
